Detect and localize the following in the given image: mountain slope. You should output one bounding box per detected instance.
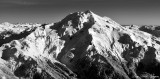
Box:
[0,11,160,79]
[0,23,76,79]
[52,10,160,79]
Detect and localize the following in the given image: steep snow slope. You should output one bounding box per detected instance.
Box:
[52,10,160,79]
[0,23,76,79]
[1,11,160,79]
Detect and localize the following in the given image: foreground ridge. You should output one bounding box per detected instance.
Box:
[0,10,160,79]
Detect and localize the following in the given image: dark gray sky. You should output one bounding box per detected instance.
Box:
[0,0,160,25]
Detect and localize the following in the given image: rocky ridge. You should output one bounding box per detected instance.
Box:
[0,10,160,79]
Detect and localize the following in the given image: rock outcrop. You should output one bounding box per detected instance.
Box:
[0,10,160,79]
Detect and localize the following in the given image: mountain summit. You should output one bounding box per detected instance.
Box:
[0,11,160,79]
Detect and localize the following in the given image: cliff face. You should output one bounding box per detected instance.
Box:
[0,11,160,79]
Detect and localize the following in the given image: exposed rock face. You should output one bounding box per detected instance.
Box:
[0,11,160,79]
